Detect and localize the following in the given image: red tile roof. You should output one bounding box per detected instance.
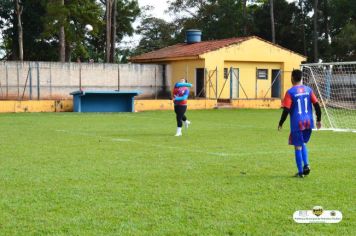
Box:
[130,37,252,62]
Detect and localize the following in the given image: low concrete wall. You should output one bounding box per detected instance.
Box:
[0,99,280,113]
[134,99,217,111]
[231,99,281,109]
[0,100,73,113]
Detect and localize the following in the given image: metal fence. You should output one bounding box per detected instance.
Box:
[0,62,169,100]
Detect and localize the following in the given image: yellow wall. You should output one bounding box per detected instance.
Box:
[135,99,217,111]
[223,61,282,99]
[168,59,205,95]
[0,99,282,112]
[231,99,281,109]
[0,100,73,113]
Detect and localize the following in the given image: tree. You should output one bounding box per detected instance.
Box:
[168,0,245,41]
[331,22,356,61]
[44,0,103,62]
[135,17,176,55]
[99,0,140,62]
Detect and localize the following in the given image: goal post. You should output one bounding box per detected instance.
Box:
[301,62,356,132]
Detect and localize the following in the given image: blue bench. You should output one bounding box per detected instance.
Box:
[70,90,141,112]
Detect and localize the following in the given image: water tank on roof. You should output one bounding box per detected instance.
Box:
[186,29,202,44]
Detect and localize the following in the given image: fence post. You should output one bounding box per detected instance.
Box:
[154,66,157,99]
[118,64,120,91]
[205,68,208,98]
[29,62,32,100]
[17,63,20,100]
[230,67,233,100]
[215,66,218,100]
[49,63,52,99]
[5,65,8,98]
[79,62,82,91]
[37,62,40,100]
[255,67,258,99]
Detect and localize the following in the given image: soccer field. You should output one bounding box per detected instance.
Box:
[0,109,355,235]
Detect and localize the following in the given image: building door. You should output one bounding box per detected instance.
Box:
[231,68,239,99]
[271,69,281,98]
[196,68,205,97]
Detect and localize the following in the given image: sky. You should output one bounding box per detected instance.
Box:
[120,0,172,48]
[137,0,171,21]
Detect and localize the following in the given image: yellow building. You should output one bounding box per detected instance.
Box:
[131,36,306,100]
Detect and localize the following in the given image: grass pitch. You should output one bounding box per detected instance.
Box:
[0,109,355,235]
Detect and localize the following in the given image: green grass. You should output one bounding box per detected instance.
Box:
[0,109,355,235]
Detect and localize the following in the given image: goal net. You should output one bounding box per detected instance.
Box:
[301,62,356,132]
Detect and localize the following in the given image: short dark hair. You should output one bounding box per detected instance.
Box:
[292,69,302,82]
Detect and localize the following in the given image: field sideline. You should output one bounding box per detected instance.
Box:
[0,109,355,235]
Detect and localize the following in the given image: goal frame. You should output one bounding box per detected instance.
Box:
[301,61,356,132]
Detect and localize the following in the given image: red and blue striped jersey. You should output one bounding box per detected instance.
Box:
[173,86,190,105]
[282,85,318,132]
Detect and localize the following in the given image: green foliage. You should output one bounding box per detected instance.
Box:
[0,0,139,62]
[116,0,140,41]
[43,0,103,61]
[250,0,308,55]
[331,22,356,61]
[0,0,355,62]
[134,17,176,55]
[0,110,355,234]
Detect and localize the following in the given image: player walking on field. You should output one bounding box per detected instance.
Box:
[278,69,322,178]
[173,79,192,136]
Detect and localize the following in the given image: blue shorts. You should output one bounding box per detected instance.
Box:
[289,129,312,146]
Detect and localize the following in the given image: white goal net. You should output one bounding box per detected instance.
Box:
[302,62,356,132]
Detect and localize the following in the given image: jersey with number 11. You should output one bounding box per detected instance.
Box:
[282,85,318,132]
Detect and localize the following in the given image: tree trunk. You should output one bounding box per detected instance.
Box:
[106,0,112,63]
[15,0,23,61]
[65,42,71,62]
[270,0,276,43]
[242,0,247,36]
[323,0,329,44]
[59,0,65,62]
[110,0,117,63]
[313,0,319,62]
[299,0,307,56]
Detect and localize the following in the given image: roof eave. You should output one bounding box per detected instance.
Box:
[130,56,201,63]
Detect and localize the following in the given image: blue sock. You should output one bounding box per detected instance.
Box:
[302,144,309,167]
[295,149,303,174]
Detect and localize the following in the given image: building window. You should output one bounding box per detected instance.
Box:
[257,69,268,80]
[224,68,229,79]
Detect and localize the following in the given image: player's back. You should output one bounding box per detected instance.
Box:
[285,85,317,131]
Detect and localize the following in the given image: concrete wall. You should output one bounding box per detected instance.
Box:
[0,62,167,100]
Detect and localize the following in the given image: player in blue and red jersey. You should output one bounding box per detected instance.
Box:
[278,69,322,178]
[173,79,192,136]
